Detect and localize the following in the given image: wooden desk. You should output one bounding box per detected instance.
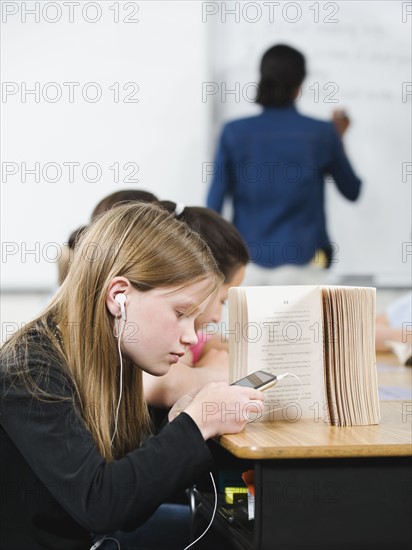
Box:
[208,401,412,550]
[200,357,412,550]
[219,401,412,459]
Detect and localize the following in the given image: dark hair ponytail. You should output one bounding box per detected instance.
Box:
[157,201,249,282]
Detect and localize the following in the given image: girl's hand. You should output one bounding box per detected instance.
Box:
[168,388,199,422]
[183,382,264,440]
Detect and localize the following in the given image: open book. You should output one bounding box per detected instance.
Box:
[228,286,380,426]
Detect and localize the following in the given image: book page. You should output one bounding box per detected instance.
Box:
[231,286,326,421]
[321,286,380,426]
[322,290,339,425]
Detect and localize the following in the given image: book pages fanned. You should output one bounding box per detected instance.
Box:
[229,285,380,426]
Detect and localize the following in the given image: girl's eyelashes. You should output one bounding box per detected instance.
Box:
[175,311,185,319]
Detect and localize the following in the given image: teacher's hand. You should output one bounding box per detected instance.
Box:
[332,109,350,137]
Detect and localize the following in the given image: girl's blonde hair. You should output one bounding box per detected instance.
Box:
[2,203,223,462]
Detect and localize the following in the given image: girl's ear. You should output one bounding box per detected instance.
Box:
[106,277,130,317]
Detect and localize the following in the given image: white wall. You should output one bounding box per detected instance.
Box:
[1,1,212,290]
[1,0,411,293]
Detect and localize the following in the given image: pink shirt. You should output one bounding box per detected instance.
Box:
[190,332,212,364]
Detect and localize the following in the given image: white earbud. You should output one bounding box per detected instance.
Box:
[115,294,126,321]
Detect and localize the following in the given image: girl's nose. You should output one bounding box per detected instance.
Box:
[181,323,198,347]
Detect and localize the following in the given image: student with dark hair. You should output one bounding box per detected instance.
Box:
[91,189,158,220]
[159,200,249,289]
[207,44,362,285]
[57,226,88,284]
[58,190,158,285]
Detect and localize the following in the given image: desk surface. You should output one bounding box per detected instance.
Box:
[219,401,412,459]
[220,353,412,460]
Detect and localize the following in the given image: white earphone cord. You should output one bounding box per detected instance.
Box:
[111,316,125,445]
[90,319,126,550]
[183,472,217,550]
[91,470,217,550]
[99,314,217,550]
[184,376,303,546]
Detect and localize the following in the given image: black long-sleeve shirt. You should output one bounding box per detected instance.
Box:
[0,334,213,550]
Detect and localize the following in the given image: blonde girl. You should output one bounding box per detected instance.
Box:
[0,203,263,550]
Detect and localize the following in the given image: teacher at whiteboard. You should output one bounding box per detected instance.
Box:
[206,44,361,286]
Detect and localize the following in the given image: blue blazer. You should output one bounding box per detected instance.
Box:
[206,106,361,268]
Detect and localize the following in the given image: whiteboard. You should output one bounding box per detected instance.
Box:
[205,0,412,287]
[1,1,212,290]
[1,1,411,290]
